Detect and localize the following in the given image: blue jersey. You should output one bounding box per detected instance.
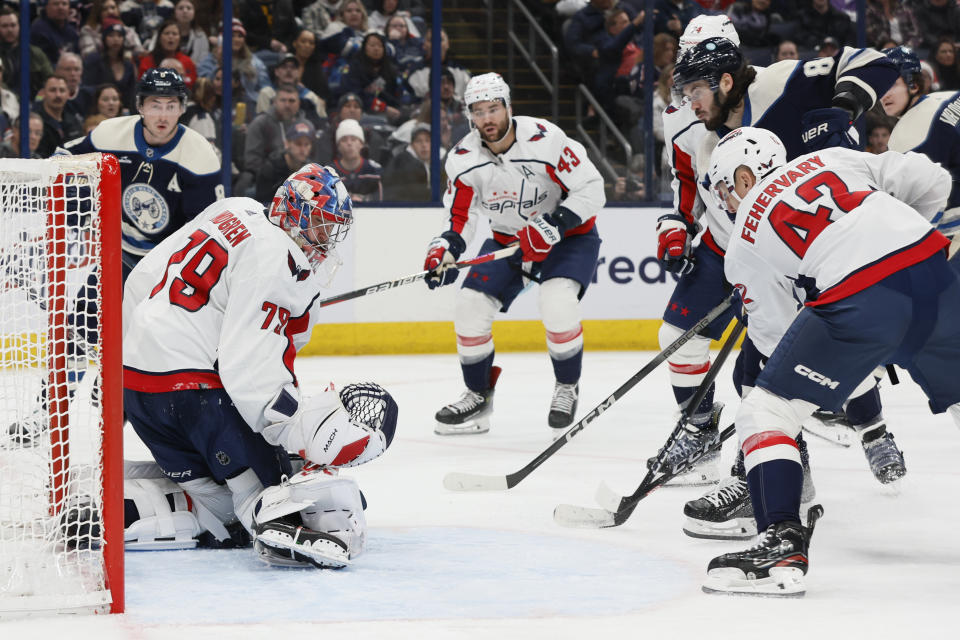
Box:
[65,115,222,258]
[888,90,960,236]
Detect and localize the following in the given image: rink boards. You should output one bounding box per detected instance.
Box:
[303,206,693,355]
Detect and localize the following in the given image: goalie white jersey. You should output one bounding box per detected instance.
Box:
[442,115,605,242]
[123,197,325,432]
[725,147,950,356]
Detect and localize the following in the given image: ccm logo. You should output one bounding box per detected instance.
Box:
[801,123,829,143]
[794,364,839,389]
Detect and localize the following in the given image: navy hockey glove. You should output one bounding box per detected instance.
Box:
[800,108,857,152]
[424,231,465,289]
[656,213,696,276]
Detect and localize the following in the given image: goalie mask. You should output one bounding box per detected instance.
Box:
[678,15,740,58]
[707,127,786,216]
[269,164,353,282]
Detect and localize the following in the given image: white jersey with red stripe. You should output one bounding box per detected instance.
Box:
[123,197,325,432]
[663,98,708,232]
[725,147,950,357]
[441,116,605,242]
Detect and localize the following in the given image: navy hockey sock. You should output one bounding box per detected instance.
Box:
[747,458,803,531]
[550,347,583,385]
[461,352,495,393]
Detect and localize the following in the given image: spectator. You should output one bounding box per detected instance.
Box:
[383,121,430,201]
[300,0,332,38]
[340,31,411,123]
[817,36,840,57]
[369,0,421,38]
[0,7,55,97]
[181,76,219,145]
[866,0,922,50]
[31,0,80,66]
[931,37,960,91]
[56,52,94,123]
[920,59,938,92]
[914,0,960,51]
[83,113,108,134]
[797,0,853,48]
[386,15,424,75]
[256,53,327,125]
[593,8,644,114]
[729,0,780,48]
[407,27,471,101]
[243,83,310,184]
[774,39,799,61]
[320,0,368,58]
[433,67,470,142]
[332,118,382,202]
[239,0,297,64]
[138,19,198,88]
[119,0,173,45]
[291,28,330,104]
[162,0,209,64]
[0,55,17,126]
[80,0,145,58]
[34,74,83,157]
[82,20,137,112]
[1,113,45,159]
[652,0,704,37]
[323,91,388,164]
[565,1,635,77]
[255,120,317,203]
[652,62,673,155]
[198,19,271,111]
[866,117,893,154]
[91,83,123,117]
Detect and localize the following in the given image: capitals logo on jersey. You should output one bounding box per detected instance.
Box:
[123,183,170,233]
[528,123,548,141]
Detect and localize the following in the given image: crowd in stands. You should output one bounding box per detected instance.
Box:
[532,0,960,200]
[0,0,453,205]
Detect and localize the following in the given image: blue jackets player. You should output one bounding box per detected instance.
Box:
[64,68,222,280]
[880,45,960,264]
[652,36,899,483]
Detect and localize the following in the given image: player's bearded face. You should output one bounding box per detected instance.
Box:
[470,101,510,143]
[684,78,732,131]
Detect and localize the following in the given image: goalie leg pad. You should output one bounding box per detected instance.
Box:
[255,522,350,569]
[124,477,202,550]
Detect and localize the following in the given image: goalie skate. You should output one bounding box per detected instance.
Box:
[649,403,724,487]
[702,504,824,598]
[434,366,500,435]
[254,521,350,569]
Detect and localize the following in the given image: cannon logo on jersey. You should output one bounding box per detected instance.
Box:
[123,183,170,234]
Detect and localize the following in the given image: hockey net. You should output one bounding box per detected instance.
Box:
[0,155,123,616]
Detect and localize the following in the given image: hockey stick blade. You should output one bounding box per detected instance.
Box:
[442,472,509,492]
[554,425,736,529]
[441,295,738,493]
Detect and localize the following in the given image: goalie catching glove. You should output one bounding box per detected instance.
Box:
[424,231,466,289]
[262,382,398,469]
[657,213,696,275]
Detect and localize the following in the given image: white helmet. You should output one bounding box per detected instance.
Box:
[707,127,786,215]
[464,72,511,112]
[678,15,740,58]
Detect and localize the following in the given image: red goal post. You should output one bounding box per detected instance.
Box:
[0,153,123,616]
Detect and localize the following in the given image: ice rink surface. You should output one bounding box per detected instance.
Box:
[5,350,960,639]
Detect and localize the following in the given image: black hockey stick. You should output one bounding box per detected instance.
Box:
[554,318,745,528]
[317,244,519,308]
[442,293,738,492]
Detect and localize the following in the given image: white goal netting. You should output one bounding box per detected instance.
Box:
[0,156,122,617]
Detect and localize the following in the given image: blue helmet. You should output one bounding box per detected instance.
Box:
[136,67,188,108]
[673,36,745,99]
[883,46,922,84]
[269,164,353,273]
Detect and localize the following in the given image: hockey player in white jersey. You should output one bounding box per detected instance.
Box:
[880,46,960,254]
[701,127,960,596]
[423,72,605,434]
[122,164,398,568]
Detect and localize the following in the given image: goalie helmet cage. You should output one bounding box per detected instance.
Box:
[0,154,123,616]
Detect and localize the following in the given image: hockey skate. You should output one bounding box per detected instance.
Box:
[434,366,501,435]
[648,403,723,486]
[802,409,856,448]
[548,382,579,429]
[702,504,824,597]
[861,429,907,485]
[255,520,350,569]
[683,444,817,540]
